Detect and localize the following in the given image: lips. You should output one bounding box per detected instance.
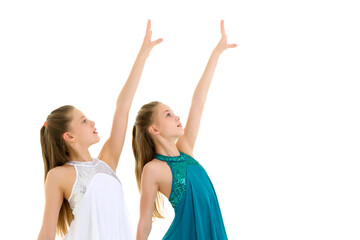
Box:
[93,128,98,134]
[177,123,183,128]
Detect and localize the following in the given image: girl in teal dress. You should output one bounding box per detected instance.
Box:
[132,20,237,240]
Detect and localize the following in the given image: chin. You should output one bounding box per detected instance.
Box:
[93,136,100,144]
[177,131,185,137]
[89,140,100,146]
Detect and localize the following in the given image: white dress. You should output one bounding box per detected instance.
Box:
[63,158,134,240]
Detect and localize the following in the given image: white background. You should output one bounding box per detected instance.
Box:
[1,0,359,239]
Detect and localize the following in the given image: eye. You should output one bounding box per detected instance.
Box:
[166,113,171,117]
[83,119,87,123]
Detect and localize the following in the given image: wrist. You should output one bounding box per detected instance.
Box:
[211,48,222,57]
[137,49,150,60]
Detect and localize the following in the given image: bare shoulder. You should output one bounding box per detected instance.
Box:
[46,165,76,198]
[143,159,173,198]
[142,159,168,180]
[143,159,164,174]
[143,159,173,191]
[46,165,74,180]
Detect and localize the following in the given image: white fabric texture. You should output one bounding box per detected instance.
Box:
[63,158,134,240]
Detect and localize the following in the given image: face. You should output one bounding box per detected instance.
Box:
[150,104,184,139]
[65,108,100,147]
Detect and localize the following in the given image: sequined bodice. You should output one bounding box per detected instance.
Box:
[154,152,201,208]
[66,158,120,211]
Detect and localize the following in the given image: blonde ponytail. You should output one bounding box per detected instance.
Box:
[40,105,74,237]
[132,101,165,219]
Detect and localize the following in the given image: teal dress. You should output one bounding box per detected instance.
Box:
[154,151,228,240]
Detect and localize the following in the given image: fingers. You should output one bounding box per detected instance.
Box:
[220,20,237,50]
[152,38,163,46]
[220,20,226,36]
[146,19,151,34]
[143,19,163,48]
[228,43,237,48]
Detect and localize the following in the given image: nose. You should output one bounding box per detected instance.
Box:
[176,115,180,121]
[91,120,95,126]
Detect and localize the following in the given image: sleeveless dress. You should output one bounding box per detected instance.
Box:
[63,158,134,240]
[154,152,228,240]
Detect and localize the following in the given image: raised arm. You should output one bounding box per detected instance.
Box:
[99,20,163,171]
[177,20,237,156]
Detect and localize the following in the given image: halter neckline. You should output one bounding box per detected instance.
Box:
[154,152,185,162]
[66,158,98,166]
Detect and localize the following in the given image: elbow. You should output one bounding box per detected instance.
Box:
[136,219,152,240]
[37,233,54,240]
[191,95,206,107]
[192,91,201,101]
[115,105,130,116]
[37,228,55,240]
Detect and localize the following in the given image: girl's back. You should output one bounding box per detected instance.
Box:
[154,152,227,240]
[63,158,132,239]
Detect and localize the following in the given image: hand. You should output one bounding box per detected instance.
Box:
[139,20,163,57]
[214,20,237,55]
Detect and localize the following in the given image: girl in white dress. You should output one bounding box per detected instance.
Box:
[37,20,162,240]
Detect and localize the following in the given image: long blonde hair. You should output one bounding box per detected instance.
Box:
[132,101,165,219]
[40,105,74,237]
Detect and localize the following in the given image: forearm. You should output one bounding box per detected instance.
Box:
[192,50,221,105]
[116,20,162,113]
[116,51,148,112]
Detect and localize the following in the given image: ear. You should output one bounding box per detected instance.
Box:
[148,125,159,136]
[63,132,75,143]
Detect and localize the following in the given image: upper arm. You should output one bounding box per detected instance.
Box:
[98,108,129,171]
[176,100,204,156]
[137,163,159,237]
[38,169,64,239]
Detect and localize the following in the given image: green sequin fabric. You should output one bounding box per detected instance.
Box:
[154,151,201,208]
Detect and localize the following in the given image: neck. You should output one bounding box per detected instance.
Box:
[68,144,92,162]
[154,137,180,156]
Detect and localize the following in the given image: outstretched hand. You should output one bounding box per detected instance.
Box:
[214,20,237,55]
[140,20,163,57]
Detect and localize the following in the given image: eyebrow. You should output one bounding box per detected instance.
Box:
[163,110,171,115]
[79,115,85,120]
